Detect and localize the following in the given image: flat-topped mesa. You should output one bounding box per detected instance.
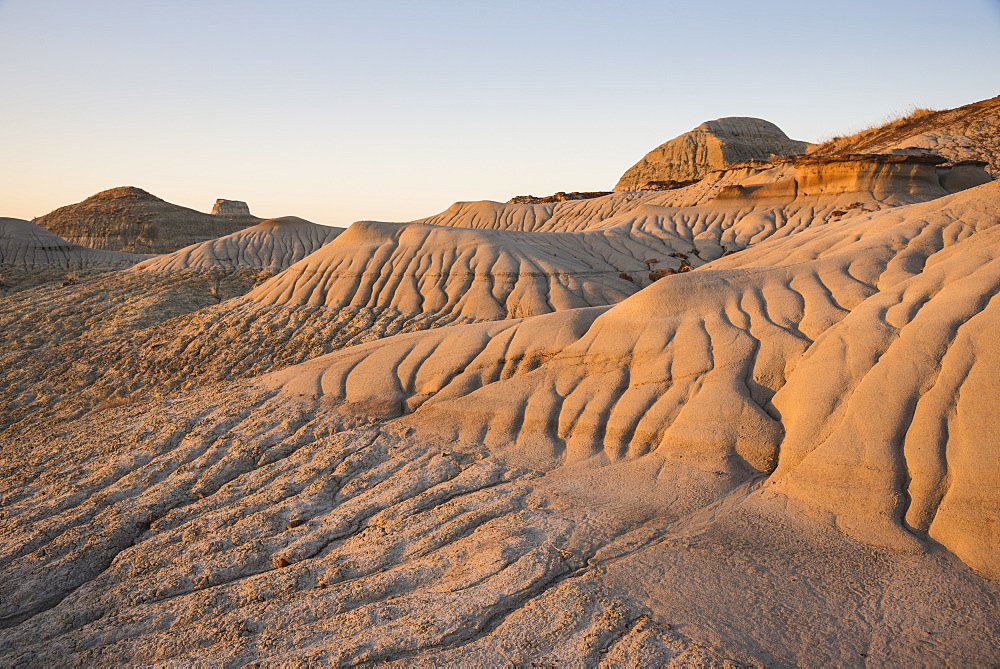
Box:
[33,186,254,254]
[211,199,261,225]
[713,153,993,201]
[614,117,811,191]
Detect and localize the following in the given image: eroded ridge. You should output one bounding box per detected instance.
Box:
[133,216,344,273]
[260,182,1000,578]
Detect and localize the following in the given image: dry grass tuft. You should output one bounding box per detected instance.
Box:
[810,106,939,156]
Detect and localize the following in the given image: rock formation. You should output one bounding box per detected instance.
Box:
[3,98,1000,666]
[614,117,811,191]
[507,191,612,204]
[210,199,262,226]
[33,186,253,254]
[2,180,1000,665]
[132,216,343,273]
[249,153,983,323]
[810,95,1000,174]
[0,217,146,268]
[0,217,148,293]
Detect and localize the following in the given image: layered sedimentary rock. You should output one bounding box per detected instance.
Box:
[2,153,984,437]
[428,152,981,235]
[3,96,1000,664]
[210,199,262,226]
[2,182,1000,666]
[244,220,650,320]
[263,181,1000,581]
[246,177,896,323]
[507,191,612,204]
[33,187,252,254]
[0,217,146,268]
[811,95,1000,174]
[132,216,343,273]
[0,217,148,293]
[614,117,810,191]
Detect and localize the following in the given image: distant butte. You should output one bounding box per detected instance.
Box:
[32,187,255,254]
[211,199,262,226]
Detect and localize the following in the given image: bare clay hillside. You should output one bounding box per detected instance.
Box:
[33,187,255,254]
[0,99,998,666]
[811,95,1000,173]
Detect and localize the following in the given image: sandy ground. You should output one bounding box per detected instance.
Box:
[1,139,998,665]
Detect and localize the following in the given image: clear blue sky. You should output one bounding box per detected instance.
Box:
[2,0,999,226]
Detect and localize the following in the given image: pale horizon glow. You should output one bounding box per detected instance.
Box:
[2,0,999,227]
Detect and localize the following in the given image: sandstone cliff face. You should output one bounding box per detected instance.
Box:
[614,117,810,191]
[33,187,252,254]
[810,96,1000,174]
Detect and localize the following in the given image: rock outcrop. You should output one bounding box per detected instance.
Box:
[0,217,148,293]
[507,191,612,204]
[0,217,147,268]
[614,117,811,191]
[3,183,1000,666]
[33,187,253,254]
[263,181,1000,582]
[810,95,1000,174]
[4,98,1000,667]
[210,199,261,225]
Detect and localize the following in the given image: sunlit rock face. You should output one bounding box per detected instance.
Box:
[614,117,811,191]
[3,97,1000,666]
[809,95,1000,174]
[211,199,261,226]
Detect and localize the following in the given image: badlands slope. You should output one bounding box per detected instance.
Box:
[0,153,983,439]
[0,217,147,294]
[132,216,343,273]
[0,217,145,268]
[33,186,255,254]
[2,99,1000,666]
[811,95,1000,172]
